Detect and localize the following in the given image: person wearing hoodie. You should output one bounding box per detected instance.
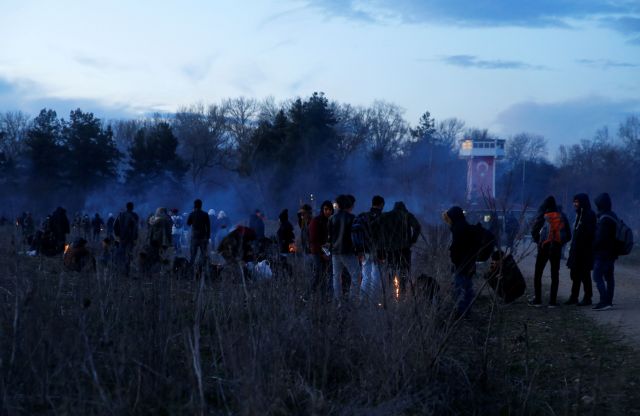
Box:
[529,195,571,308]
[328,194,361,302]
[443,206,477,317]
[592,193,618,311]
[565,194,597,306]
[378,201,421,295]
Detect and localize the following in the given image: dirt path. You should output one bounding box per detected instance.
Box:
[517,254,640,344]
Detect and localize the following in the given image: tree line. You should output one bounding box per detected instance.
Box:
[0,93,638,227]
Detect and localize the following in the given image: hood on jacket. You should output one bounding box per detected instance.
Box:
[540,195,557,213]
[573,193,592,212]
[278,209,288,222]
[444,206,466,225]
[393,201,408,212]
[594,193,612,213]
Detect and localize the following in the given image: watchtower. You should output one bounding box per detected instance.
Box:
[459,137,505,201]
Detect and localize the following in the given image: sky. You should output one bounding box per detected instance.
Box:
[0,0,639,149]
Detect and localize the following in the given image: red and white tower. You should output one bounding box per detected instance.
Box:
[459,137,505,201]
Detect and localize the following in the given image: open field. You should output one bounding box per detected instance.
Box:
[1,225,640,415]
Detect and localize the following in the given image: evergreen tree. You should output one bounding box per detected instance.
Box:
[126,121,187,190]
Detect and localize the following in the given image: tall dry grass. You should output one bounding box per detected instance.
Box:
[0,224,561,415]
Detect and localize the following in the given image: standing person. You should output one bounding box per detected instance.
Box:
[187,199,211,268]
[355,195,385,304]
[248,209,265,240]
[113,202,139,277]
[378,201,421,295]
[592,193,619,311]
[146,207,173,270]
[277,209,295,274]
[443,206,479,317]
[328,194,361,302]
[309,200,334,296]
[297,204,313,256]
[565,194,596,306]
[106,213,115,239]
[170,209,184,254]
[91,213,104,242]
[50,206,71,254]
[529,196,572,308]
[82,214,91,240]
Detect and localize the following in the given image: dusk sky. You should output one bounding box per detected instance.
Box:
[1,0,639,149]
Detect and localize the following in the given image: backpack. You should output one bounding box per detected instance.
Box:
[474,223,496,262]
[351,213,368,253]
[601,214,634,256]
[539,212,570,246]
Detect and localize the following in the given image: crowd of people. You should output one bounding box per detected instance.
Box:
[7,190,630,314]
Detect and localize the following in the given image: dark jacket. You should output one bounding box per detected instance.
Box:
[328,210,356,255]
[531,196,571,247]
[378,202,421,251]
[248,213,265,240]
[446,206,477,276]
[277,209,295,254]
[187,208,211,240]
[114,209,139,243]
[593,193,618,261]
[354,207,384,254]
[567,193,597,270]
[50,207,70,241]
[309,213,329,255]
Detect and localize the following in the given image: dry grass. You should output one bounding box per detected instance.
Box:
[1,224,640,415]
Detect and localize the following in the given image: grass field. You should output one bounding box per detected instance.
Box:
[1,225,640,415]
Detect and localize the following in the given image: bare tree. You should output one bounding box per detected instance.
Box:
[366,101,409,163]
[435,118,465,149]
[506,132,547,164]
[333,103,371,160]
[173,104,228,193]
[0,111,30,161]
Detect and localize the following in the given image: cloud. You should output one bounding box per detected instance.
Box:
[576,58,639,69]
[0,76,140,120]
[182,54,218,83]
[495,95,640,150]
[440,54,548,70]
[306,0,637,27]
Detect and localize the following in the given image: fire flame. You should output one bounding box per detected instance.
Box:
[64,244,70,254]
[393,275,400,300]
[288,243,297,254]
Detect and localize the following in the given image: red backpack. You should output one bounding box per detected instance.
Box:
[539,212,571,246]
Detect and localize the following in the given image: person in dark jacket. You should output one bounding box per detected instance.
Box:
[248,209,265,240]
[277,209,295,254]
[378,201,421,295]
[357,195,385,303]
[91,213,104,242]
[443,206,478,316]
[187,199,211,267]
[529,196,571,308]
[565,193,597,306]
[113,202,139,277]
[309,200,334,295]
[50,206,71,254]
[328,194,360,301]
[592,193,618,310]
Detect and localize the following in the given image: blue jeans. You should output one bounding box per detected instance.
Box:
[592,257,615,306]
[360,253,382,304]
[332,254,360,301]
[454,272,474,315]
